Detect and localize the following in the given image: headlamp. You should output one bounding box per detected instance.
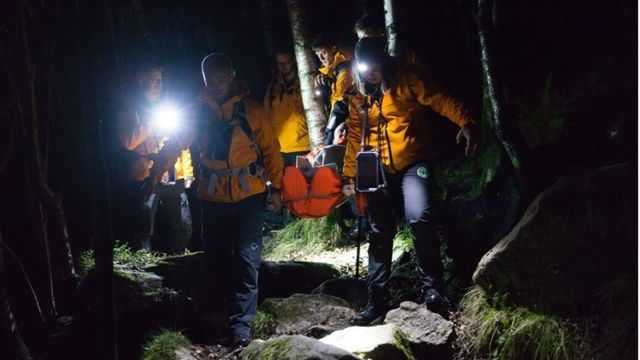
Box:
[356,61,369,74]
[152,103,182,132]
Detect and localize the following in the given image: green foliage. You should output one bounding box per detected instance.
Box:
[433,92,503,203]
[252,309,277,339]
[264,212,346,259]
[113,241,168,270]
[141,329,191,360]
[515,74,566,147]
[392,226,414,252]
[458,286,590,360]
[77,250,95,280]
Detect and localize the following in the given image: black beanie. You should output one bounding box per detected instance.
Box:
[354,37,386,64]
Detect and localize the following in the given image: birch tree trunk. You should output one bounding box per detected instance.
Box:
[286,0,327,147]
[477,0,525,171]
[384,0,399,57]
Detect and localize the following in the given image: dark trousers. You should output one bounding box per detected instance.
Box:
[201,194,265,338]
[124,180,192,254]
[366,162,443,306]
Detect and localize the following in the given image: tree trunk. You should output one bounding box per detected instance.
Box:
[76,2,118,358]
[477,0,525,171]
[0,232,33,360]
[384,0,399,57]
[262,0,276,73]
[17,0,78,313]
[286,0,327,147]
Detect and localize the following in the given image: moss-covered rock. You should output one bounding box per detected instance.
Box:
[320,324,414,360]
[240,335,358,360]
[141,330,191,360]
[260,294,355,336]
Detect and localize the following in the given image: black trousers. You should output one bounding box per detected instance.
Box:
[366,162,444,305]
[201,194,265,338]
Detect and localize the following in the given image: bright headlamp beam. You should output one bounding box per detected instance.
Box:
[153,104,181,132]
[356,61,369,74]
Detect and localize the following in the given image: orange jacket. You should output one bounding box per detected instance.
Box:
[263,75,310,153]
[343,64,475,179]
[318,50,355,112]
[117,100,194,183]
[197,83,283,203]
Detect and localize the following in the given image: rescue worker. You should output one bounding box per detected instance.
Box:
[263,48,310,167]
[353,14,422,68]
[117,65,194,253]
[343,37,477,324]
[312,34,355,145]
[197,53,283,347]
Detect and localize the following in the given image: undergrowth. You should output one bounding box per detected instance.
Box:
[141,329,191,360]
[264,212,346,259]
[458,286,590,360]
[77,242,172,279]
[252,309,277,339]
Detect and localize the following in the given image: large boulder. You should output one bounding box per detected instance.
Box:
[473,164,634,314]
[259,261,340,302]
[240,335,359,360]
[384,301,454,359]
[320,324,414,360]
[260,293,355,336]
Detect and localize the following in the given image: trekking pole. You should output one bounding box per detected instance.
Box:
[355,215,362,279]
[354,101,369,280]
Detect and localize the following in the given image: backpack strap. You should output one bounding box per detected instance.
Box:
[231,100,264,166]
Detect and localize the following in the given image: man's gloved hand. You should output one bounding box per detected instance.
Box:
[342,184,355,197]
[267,190,282,212]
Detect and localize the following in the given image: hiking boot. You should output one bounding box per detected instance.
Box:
[351,303,389,326]
[423,289,451,318]
[234,334,252,347]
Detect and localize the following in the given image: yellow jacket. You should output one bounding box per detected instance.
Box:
[343,64,475,178]
[117,100,194,183]
[197,85,283,203]
[318,50,355,111]
[263,75,310,153]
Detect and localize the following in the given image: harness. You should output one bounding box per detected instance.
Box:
[202,101,265,195]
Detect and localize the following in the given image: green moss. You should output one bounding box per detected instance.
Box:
[264,213,345,259]
[458,286,590,360]
[515,74,566,147]
[252,309,277,338]
[77,250,95,280]
[393,330,414,359]
[141,329,191,360]
[243,336,295,360]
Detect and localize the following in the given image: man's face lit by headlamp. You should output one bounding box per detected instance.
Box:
[152,103,182,133]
